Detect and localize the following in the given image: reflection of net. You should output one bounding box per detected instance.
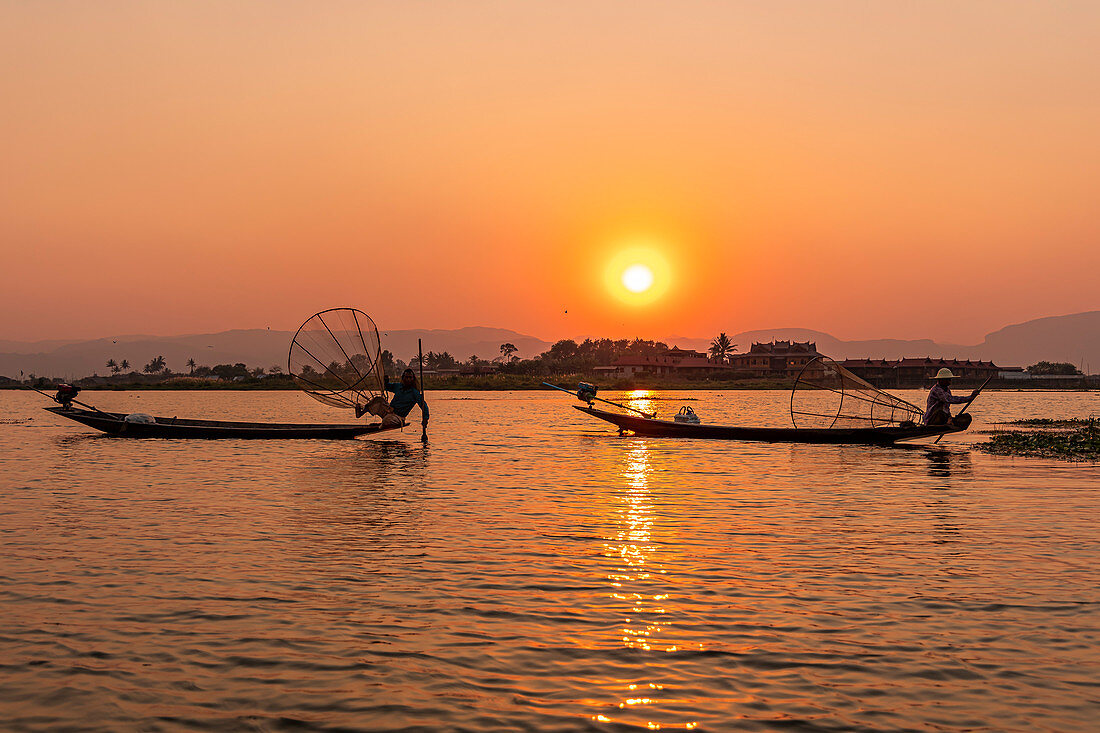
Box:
[289,309,385,411]
[791,357,923,429]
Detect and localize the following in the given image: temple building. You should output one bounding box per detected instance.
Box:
[841,357,1001,387]
[729,341,824,378]
[602,346,732,377]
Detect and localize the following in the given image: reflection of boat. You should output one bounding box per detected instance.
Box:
[553,357,973,446]
[574,405,965,445]
[45,406,397,439]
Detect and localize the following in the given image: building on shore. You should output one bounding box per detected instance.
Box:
[602,346,732,377]
[729,341,824,378]
[841,357,1002,387]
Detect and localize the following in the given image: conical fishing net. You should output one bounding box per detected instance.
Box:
[791,357,923,429]
[288,308,386,411]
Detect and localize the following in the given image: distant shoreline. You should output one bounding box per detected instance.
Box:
[5,381,1097,393]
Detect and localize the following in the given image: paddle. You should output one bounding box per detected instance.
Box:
[418,338,427,443]
[933,374,994,444]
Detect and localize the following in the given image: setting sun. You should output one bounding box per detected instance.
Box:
[621,264,654,293]
[603,244,673,307]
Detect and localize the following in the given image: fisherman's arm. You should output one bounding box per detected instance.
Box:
[418,393,429,425]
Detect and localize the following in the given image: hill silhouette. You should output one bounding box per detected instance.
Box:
[2,312,1097,380]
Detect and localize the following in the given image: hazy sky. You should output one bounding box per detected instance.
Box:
[2,1,1098,343]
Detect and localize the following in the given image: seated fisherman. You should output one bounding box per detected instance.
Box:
[355,368,429,431]
[923,368,978,426]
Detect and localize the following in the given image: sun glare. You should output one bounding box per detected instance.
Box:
[621,264,654,293]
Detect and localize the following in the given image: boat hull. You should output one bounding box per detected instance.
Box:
[574,406,964,445]
[45,407,397,439]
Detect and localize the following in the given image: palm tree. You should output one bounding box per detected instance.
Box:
[708,333,735,362]
[144,355,167,374]
[120,359,130,371]
[186,358,196,375]
[106,359,121,375]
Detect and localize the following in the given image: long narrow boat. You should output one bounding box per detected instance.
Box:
[574,405,965,445]
[45,406,398,439]
[553,356,976,446]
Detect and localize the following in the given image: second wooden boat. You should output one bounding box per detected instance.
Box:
[45,406,399,439]
[574,405,965,445]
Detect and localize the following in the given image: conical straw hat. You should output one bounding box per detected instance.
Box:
[932,368,957,379]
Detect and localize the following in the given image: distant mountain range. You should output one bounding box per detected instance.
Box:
[2,312,1097,379]
[0,327,552,381]
[666,310,1100,372]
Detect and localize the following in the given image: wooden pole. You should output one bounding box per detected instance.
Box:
[418,338,427,442]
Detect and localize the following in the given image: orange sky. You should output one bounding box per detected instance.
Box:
[2,2,1098,344]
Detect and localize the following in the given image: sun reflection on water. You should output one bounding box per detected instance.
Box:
[625,388,657,405]
[589,440,697,730]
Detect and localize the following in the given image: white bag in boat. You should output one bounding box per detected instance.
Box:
[123,413,156,424]
[674,406,701,424]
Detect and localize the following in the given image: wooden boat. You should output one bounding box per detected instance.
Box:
[45,406,398,439]
[574,405,966,445]
[552,357,978,446]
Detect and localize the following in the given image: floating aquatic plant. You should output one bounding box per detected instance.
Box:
[978,418,1099,461]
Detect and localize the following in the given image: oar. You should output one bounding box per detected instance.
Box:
[418,338,427,443]
[933,374,994,444]
[542,382,657,419]
[27,385,116,418]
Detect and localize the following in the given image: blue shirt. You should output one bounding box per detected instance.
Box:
[385,380,429,421]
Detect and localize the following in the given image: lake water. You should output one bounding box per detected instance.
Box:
[2,389,1098,731]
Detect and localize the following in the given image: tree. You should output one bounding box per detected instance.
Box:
[1027,361,1082,376]
[211,363,250,380]
[120,360,130,371]
[106,358,117,371]
[380,349,395,375]
[708,333,735,362]
[546,339,578,361]
[186,358,196,375]
[427,351,457,370]
[499,342,518,361]
[143,355,167,374]
[269,365,282,375]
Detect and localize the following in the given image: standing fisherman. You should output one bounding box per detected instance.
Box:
[923,368,979,426]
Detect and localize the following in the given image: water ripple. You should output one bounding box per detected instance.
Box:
[1,389,1098,731]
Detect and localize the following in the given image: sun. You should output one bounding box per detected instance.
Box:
[621,264,654,293]
[604,244,672,305]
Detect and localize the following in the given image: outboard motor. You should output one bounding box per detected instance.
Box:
[54,384,80,410]
[576,382,598,404]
